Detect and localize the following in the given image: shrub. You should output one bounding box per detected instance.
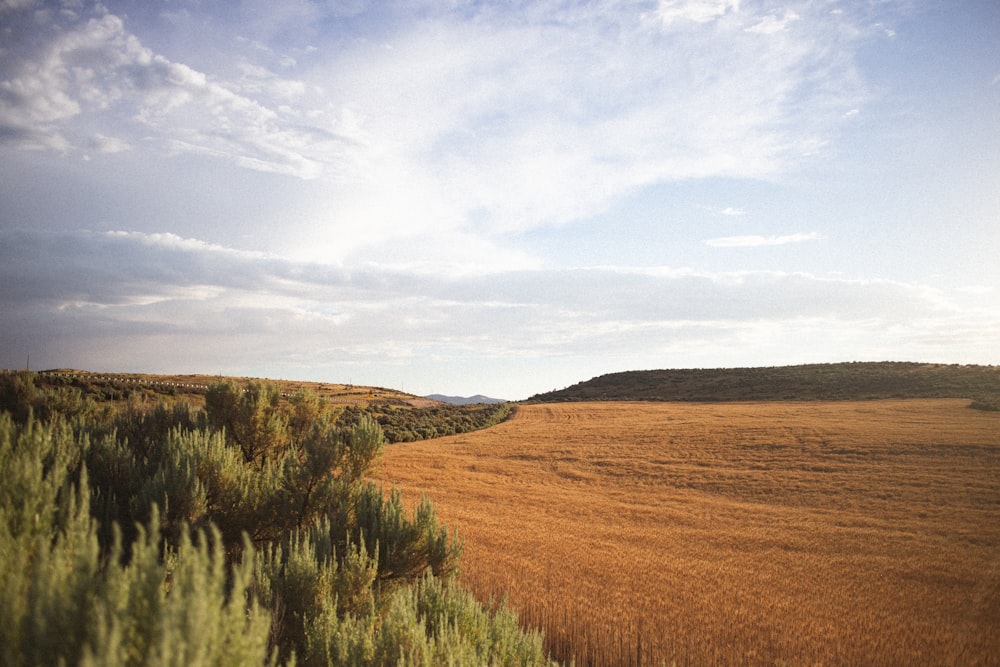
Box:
[0,380,553,666]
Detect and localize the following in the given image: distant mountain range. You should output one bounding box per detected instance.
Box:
[425,394,507,405]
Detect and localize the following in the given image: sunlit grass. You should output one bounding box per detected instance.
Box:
[378,399,1000,665]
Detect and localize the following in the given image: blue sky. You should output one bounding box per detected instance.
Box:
[1,0,998,399]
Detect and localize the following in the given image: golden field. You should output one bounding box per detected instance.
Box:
[376,400,1000,666]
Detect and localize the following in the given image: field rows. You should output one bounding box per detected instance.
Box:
[377,400,1000,666]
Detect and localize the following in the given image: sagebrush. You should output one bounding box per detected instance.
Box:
[0,372,552,667]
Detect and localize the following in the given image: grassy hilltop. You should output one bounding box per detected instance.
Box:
[527,361,1000,406]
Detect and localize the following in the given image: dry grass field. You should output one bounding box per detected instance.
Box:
[376,400,1000,666]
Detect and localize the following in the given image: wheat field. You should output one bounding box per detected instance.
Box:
[376,399,1000,666]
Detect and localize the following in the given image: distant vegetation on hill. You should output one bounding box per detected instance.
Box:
[527,362,1000,407]
[3,370,512,443]
[344,401,512,443]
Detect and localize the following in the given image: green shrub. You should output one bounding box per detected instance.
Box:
[362,402,513,444]
[0,414,273,667]
[0,380,554,666]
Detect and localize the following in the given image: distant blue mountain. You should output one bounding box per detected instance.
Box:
[425,394,507,405]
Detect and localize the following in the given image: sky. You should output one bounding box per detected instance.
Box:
[1,0,998,400]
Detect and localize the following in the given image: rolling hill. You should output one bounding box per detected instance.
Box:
[526,362,1000,405]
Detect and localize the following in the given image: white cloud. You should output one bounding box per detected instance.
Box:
[705,231,825,247]
[721,207,747,216]
[0,9,351,178]
[236,62,308,100]
[653,0,741,27]
[276,0,869,258]
[745,12,800,35]
[86,132,130,153]
[101,230,268,258]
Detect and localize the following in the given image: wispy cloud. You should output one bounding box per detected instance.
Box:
[1,0,870,246]
[652,0,741,27]
[745,11,800,35]
[0,9,353,177]
[705,232,825,247]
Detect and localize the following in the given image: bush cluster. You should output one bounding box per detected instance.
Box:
[0,373,551,667]
[339,402,513,443]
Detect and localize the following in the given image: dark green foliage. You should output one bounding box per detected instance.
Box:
[110,398,206,458]
[349,402,513,443]
[0,379,551,666]
[970,395,1000,411]
[0,370,107,425]
[206,380,289,465]
[354,486,463,582]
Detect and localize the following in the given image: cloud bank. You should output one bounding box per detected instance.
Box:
[3,229,995,397]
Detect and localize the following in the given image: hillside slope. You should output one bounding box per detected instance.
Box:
[527,362,1000,404]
